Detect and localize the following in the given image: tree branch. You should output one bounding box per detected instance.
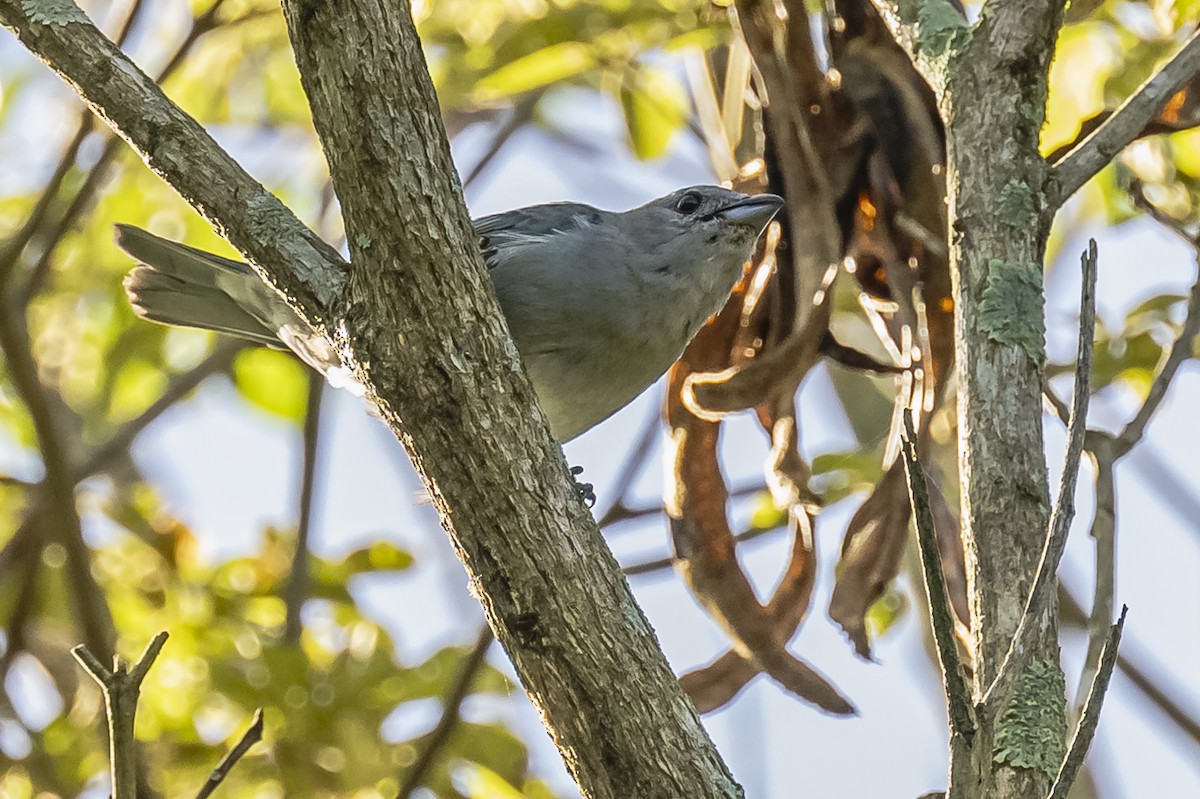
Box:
[1051,28,1200,206]
[0,0,146,285]
[1114,245,1200,455]
[1047,606,1127,799]
[900,410,976,739]
[396,626,494,799]
[0,2,746,796]
[986,240,1096,704]
[0,0,347,326]
[74,341,242,479]
[194,708,264,799]
[623,523,786,578]
[9,0,249,304]
[284,372,324,644]
[275,2,745,795]
[71,631,169,799]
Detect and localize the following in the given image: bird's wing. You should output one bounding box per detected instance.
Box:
[472,203,604,268]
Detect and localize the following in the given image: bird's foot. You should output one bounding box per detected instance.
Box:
[570,465,596,508]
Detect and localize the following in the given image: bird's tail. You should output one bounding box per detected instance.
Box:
[120,224,287,347]
[119,225,358,391]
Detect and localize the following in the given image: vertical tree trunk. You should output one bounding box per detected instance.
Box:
[940,5,1066,797]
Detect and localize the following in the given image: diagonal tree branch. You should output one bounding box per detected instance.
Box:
[278,3,745,794]
[1047,606,1127,799]
[194,708,264,799]
[1051,28,1200,206]
[0,0,146,285]
[1114,247,1200,456]
[900,411,976,739]
[0,0,346,325]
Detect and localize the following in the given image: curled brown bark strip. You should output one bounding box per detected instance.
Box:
[668,268,851,715]
[677,397,831,714]
[679,651,759,714]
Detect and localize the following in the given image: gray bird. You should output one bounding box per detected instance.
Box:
[121,186,783,441]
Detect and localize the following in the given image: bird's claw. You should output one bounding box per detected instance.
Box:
[570,465,596,508]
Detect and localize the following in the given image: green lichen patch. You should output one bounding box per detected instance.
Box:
[998,180,1036,228]
[993,658,1067,779]
[917,0,969,57]
[22,0,87,26]
[977,259,1044,364]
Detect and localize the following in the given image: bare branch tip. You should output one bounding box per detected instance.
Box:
[129,630,170,684]
[1047,604,1129,799]
[70,644,111,684]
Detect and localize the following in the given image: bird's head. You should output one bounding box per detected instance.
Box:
[624,185,784,281]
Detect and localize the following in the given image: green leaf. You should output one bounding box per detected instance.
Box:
[311,541,415,590]
[474,42,595,101]
[747,491,789,531]
[232,348,309,423]
[864,587,908,640]
[811,449,886,504]
[618,66,687,160]
[456,762,530,799]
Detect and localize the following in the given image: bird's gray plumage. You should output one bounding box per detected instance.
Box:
[121,186,783,441]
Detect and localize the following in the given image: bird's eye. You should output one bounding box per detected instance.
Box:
[675,192,703,215]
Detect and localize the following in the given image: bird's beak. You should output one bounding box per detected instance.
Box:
[715,193,785,234]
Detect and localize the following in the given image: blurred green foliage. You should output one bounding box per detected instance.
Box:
[1,0,1199,795]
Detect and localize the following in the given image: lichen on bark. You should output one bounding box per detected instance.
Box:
[977,259,1045,364]
[992,658,1067,779]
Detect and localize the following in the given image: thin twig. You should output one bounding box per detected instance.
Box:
[986,240,1097,704]
[75,341,242,478]
[595,403,661,528]
[284,373,324,643]
[396,626,494,799]
[602,482,766,530]
[461,93,540,191]
[1043,384,1071,426]
[0,115,94,285]
[900,410,976,738]
[1052,28,1200,205]
[894,211,949,261]
[71,631,170,799]
[15,0,238,305]
[194,708,265,799]
[1075,442,1116,715]
[1047,606,1128,799]
[0,0,349,321]
[623,523,785,578]
[1114,252,1200,456]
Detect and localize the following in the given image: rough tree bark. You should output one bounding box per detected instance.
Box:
[878,1,1071,796]
[870,1,1200,797]
[940,5,1066,797]
[0,1,741,797]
